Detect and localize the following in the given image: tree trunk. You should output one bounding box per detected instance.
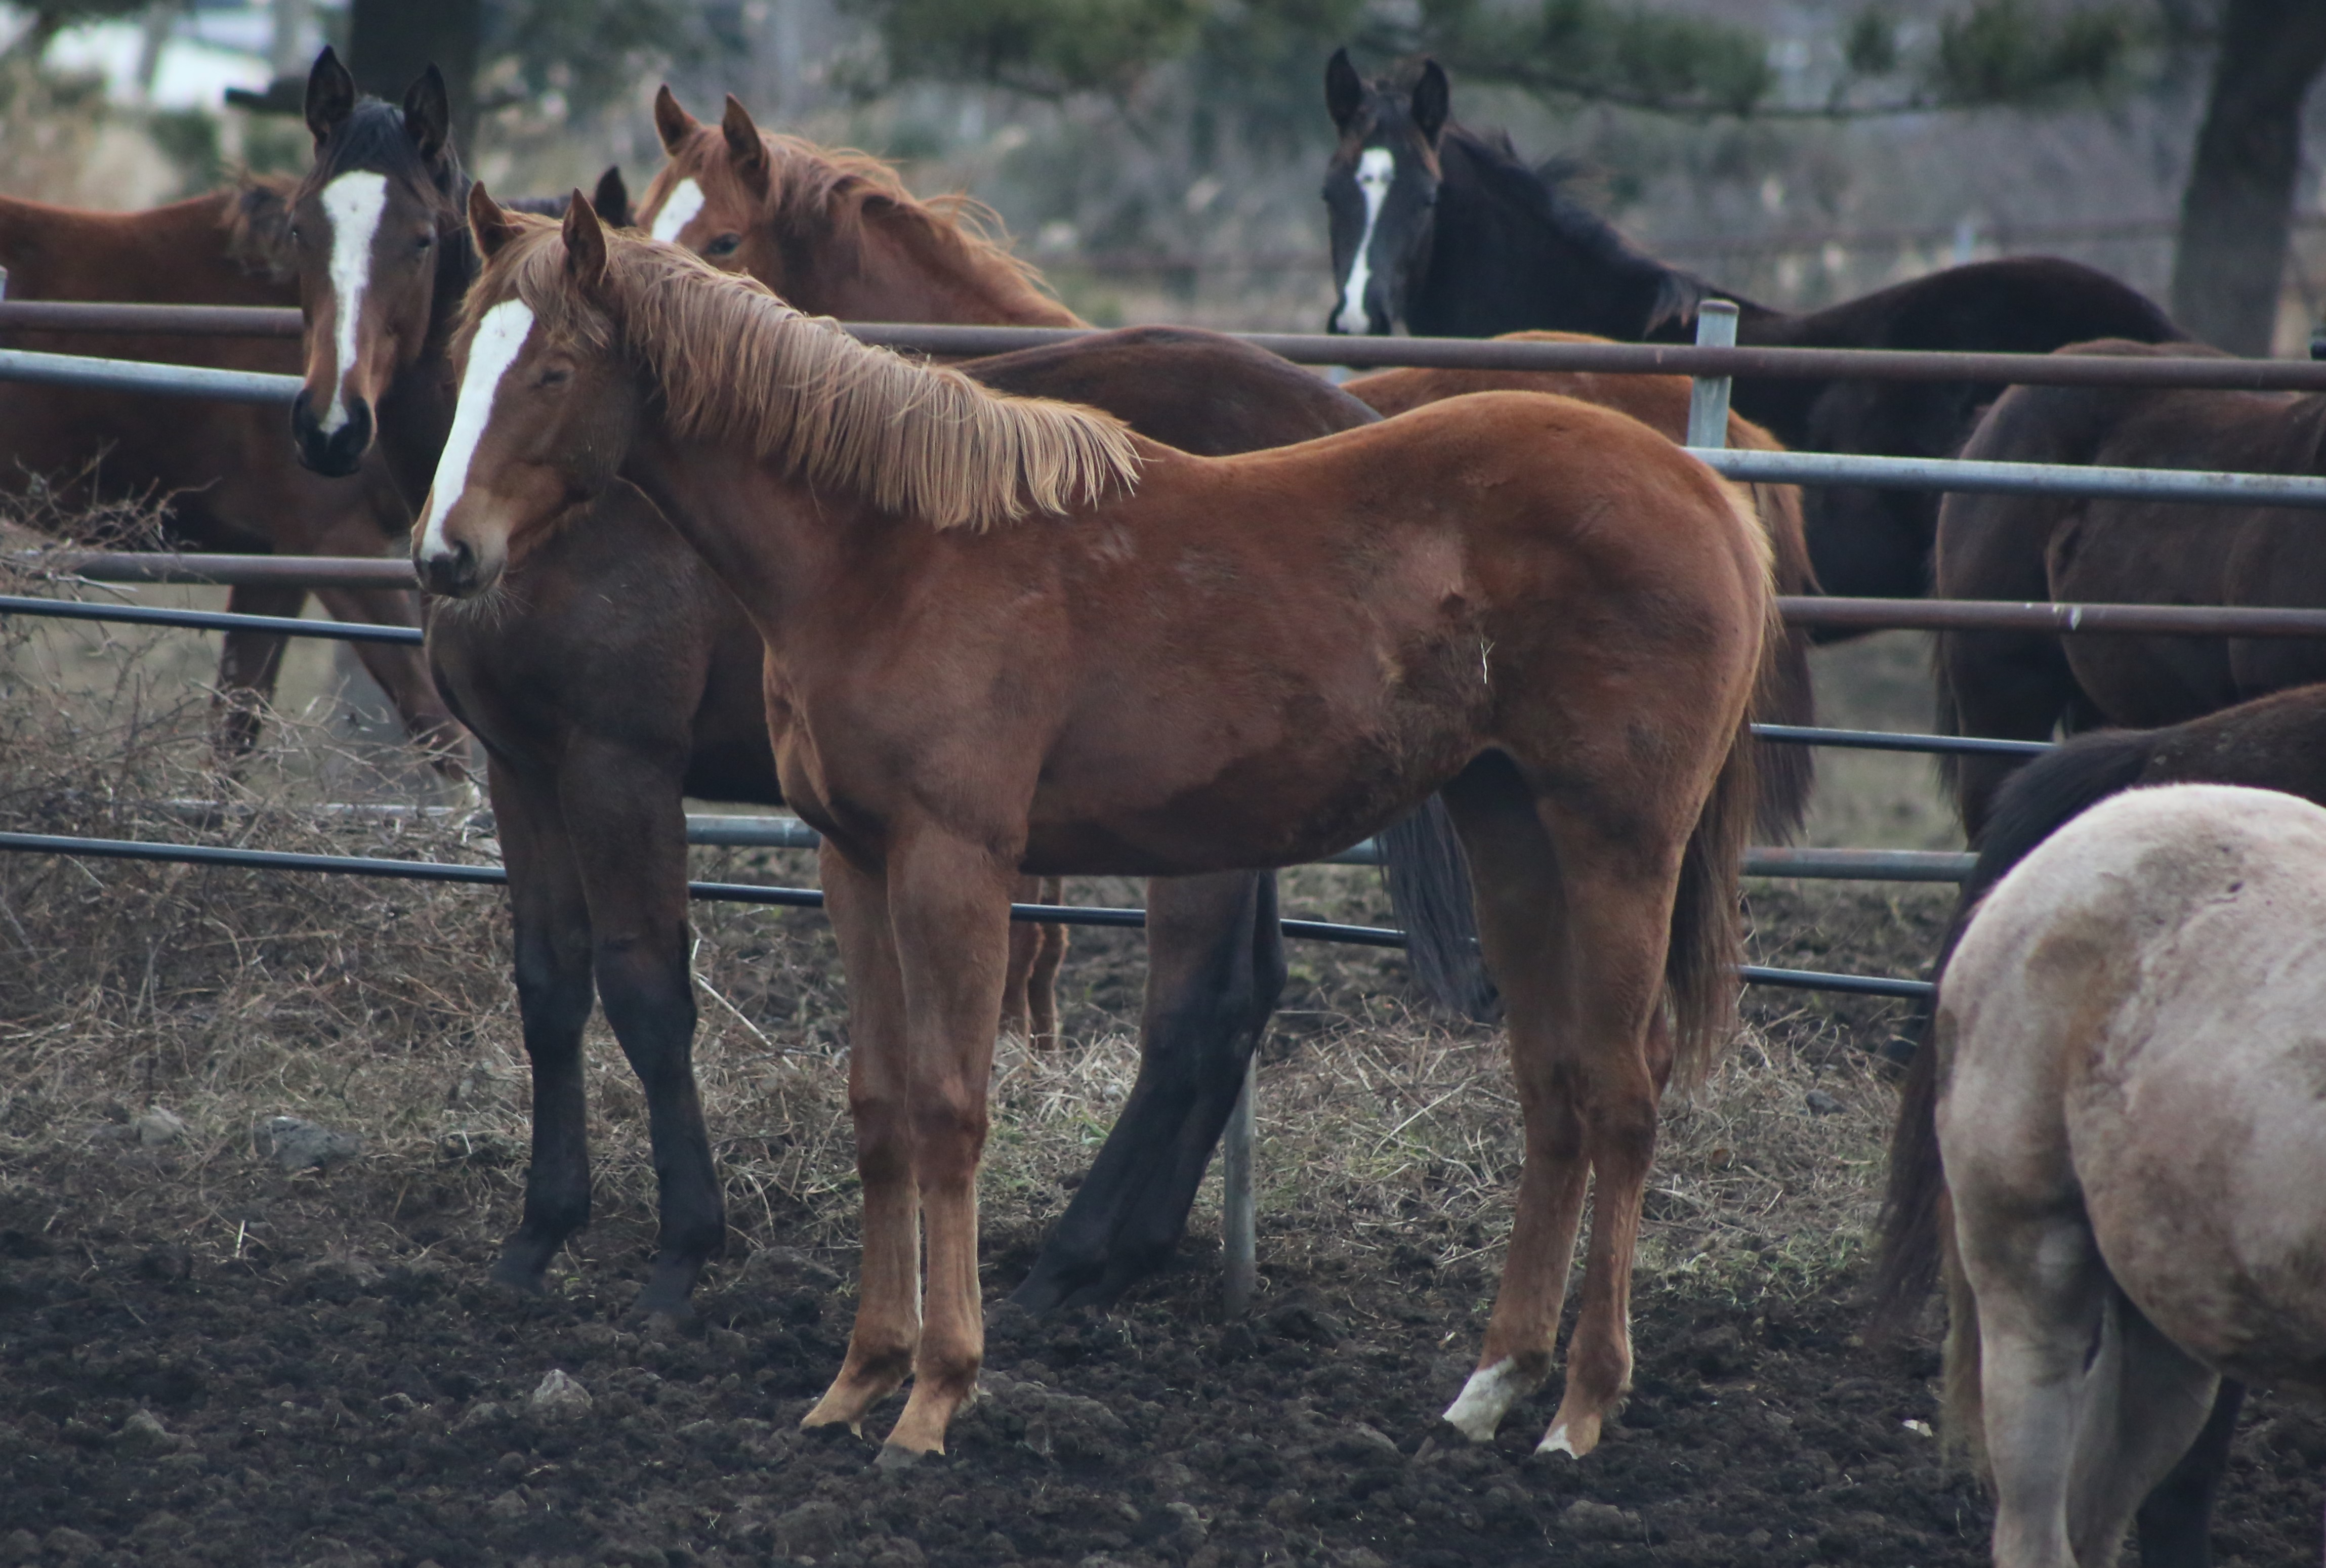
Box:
[2169,0,2326,355]
[348,0,482,154]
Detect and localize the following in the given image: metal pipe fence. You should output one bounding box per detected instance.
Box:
[0,829,1933,1001]
[13,298,2326,389]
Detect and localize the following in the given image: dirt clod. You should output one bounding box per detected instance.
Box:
[251,1114,362,1171]
[529,1368,593,1419]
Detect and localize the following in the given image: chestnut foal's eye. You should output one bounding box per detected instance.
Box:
[704,234,742,258]
[537,366,571,389]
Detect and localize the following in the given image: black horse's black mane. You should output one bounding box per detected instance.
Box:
[1438,122,1737,331]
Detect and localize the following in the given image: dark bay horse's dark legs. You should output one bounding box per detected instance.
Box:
[2135,1379,2244,1568]
[1012,871,1285,1313]
[487,754,600,1291]
[558,740,726,1314]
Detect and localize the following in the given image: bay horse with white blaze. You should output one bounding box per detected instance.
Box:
[0,176,458,768]
[1319,52,2182,610]
[1922,785,2326,1568]
[419,191,1770,1464]
[288,63,1377,1315]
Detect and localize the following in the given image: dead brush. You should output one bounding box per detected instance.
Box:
[0,543,1895,1308]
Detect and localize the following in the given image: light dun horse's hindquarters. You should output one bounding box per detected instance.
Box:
[419,196,1771,1463]
[1935,785,2326,1568]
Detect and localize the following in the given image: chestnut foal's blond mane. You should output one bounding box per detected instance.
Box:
[470,217,1136,530]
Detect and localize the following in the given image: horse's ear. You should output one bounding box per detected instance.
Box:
[403,64,452,163]
[721,94,770,194]
[470,180,519,259]
[1410,59,1449,144]
[1324,48,1364,134]
[593,166,632,230]
[305,45,356,145]
[653,85,699,155]
[564,190,610,291]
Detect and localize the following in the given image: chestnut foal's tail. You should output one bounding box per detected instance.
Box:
[1867,725,2158,1337]
[1667,671,1761,1088]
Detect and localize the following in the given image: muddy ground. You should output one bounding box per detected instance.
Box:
[2,877,2322,1568]
[1,614,2320,1566]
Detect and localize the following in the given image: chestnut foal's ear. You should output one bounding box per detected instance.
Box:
[593,166,632,230]
[305,45,357,145]
[721,94,770,193]
[563,191,610,291]
[1410,58,1450,144]
[653,85,700,154]
[1324,48,1365,135]
[469,181,519,259]
[403,63,452,162]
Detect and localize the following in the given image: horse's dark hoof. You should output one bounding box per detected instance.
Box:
[488,1255,552,1296]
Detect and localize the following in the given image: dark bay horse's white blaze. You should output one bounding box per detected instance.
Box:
[1938,784,2326,1568]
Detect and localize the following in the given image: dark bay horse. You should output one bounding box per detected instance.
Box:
[1874,684,2326,1568]
[1935,339,2326,836]
[1319,52,2182,609]
[289,63,1379,1316]
[420,192,1771,1463]
[1910,786,2326,1568]
[0,178,459,766]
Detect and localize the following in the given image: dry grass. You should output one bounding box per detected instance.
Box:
[0,546,1897,1316]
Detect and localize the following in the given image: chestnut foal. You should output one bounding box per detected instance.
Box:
[418,193,1770,1464]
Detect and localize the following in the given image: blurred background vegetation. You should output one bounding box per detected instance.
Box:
[0,0,2321,349]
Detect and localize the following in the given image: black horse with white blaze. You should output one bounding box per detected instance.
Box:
[1319,50,2185,607]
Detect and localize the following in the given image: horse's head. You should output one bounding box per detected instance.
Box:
[1321,50,1447,336]
[634,88,768,279]
[414,187,638,600]
[287,47,470,477]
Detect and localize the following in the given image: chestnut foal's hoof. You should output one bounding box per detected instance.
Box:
[873,1443,931,1472]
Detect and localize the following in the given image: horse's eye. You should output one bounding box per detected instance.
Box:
[287,225,302,243]
[538,366,571,388]
[415,233,434,251]
[704,234,741,258]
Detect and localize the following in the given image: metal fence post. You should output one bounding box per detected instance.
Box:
[1686,300,1738,450]
[1223,1052,1257,1316]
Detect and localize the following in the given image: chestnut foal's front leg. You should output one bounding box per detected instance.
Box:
[807,834,1016,1460]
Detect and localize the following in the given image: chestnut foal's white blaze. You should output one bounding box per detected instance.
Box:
[318,171,390,435]
[1334,147,1397,335]
[650,177,706,243]
[417,298,536,563]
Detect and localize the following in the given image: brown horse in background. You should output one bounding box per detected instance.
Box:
[423,194,1770,1464]
[0,179,459,767]
[288,63,1378,1317]
[1935,338,2326,836]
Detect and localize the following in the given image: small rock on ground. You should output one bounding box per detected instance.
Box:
[252,1116,361,1172]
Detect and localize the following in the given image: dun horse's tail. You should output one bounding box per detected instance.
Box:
[1939,1208,1989,1474]
[1866,725,2158,1337]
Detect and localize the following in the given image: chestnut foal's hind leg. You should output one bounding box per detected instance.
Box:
[1438,757,1682,1457]
[487,756,599,1293]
